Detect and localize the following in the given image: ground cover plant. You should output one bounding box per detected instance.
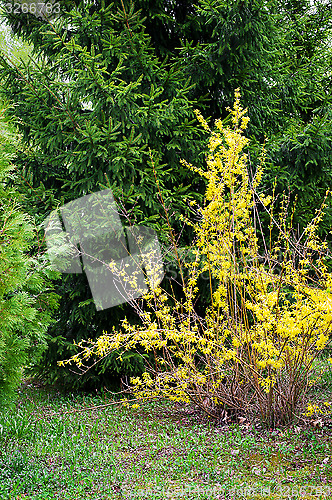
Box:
[0,377,331,500]
[61,92,332,429]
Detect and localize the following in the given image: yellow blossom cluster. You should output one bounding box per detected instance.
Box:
[304,402,331,417]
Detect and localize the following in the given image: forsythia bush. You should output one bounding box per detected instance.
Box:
[61,91,332,427]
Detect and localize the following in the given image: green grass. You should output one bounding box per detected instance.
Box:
[0,379,331,500]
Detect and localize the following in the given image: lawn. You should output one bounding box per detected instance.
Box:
[1,359,332,500]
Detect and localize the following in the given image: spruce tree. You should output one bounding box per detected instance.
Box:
[133,0,332,229]
[0,0,206,388]
[259,0,332,230]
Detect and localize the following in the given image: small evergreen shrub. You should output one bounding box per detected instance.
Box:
[0,102,59,404]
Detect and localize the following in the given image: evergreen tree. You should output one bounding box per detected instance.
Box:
[133,0,332,229]
[0,99,59,403]
[259,0,332,231]
[0,0,205,388]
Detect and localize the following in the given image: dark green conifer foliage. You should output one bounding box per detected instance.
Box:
[0,0,205,388]
[134,0,332,230]
[261,0,332,229]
